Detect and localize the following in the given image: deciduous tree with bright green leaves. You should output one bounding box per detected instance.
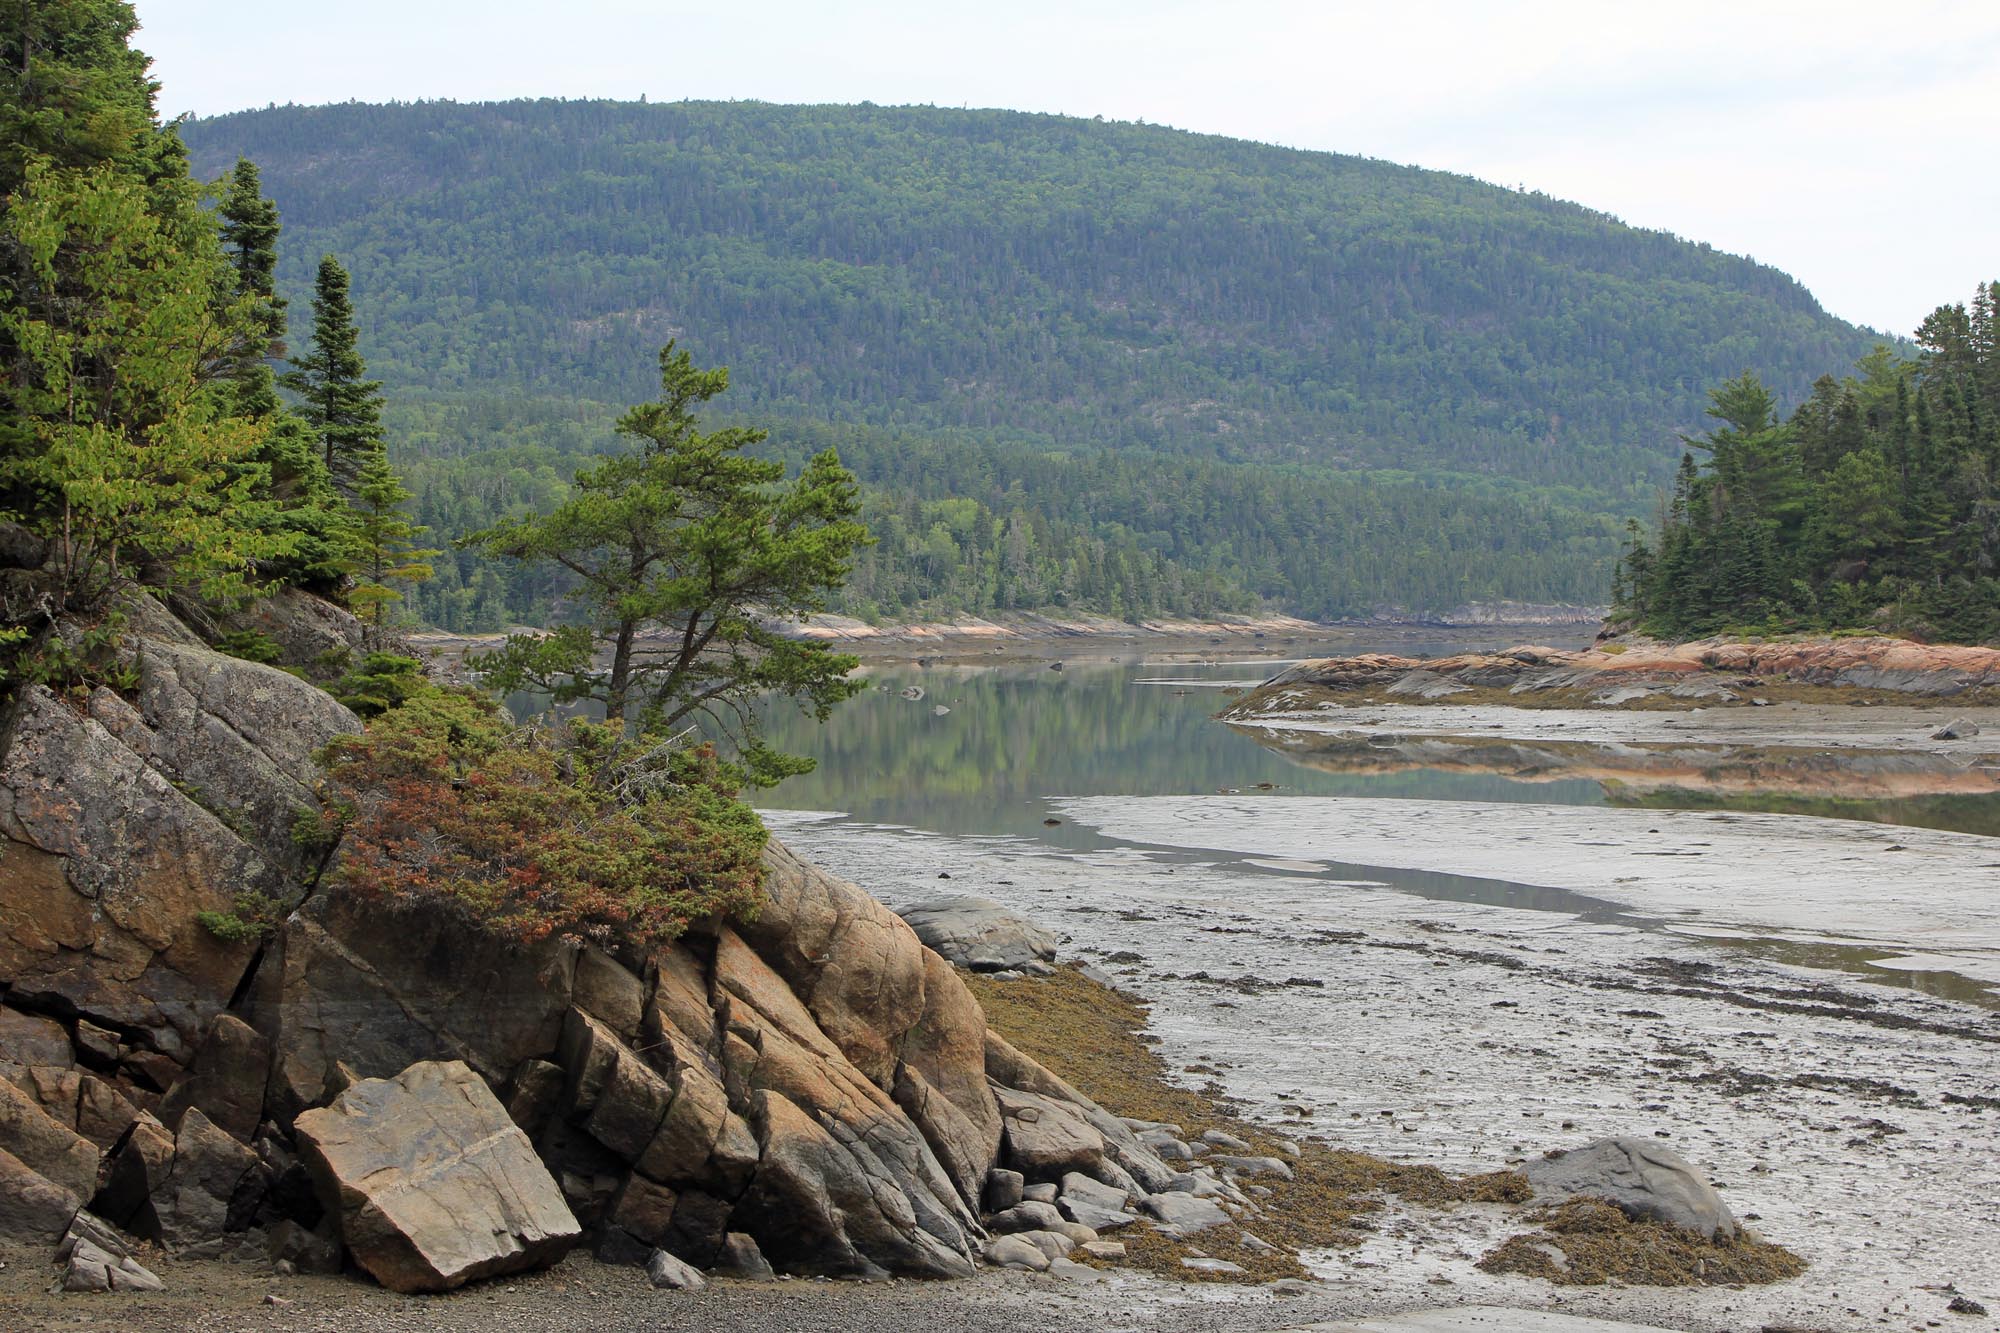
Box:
[469,342,871,785]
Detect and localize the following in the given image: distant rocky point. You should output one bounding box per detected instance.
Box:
[1224,636,2000,718]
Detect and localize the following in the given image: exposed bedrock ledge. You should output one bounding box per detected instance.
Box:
[1227,636,2000,718]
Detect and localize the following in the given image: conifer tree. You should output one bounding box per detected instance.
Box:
[344,448,437,645]
[281,255,384,495]
[217,158,285,417]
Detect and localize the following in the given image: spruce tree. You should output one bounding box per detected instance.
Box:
[344,448,437,645]
[281,255,384,495]
[218,158,285,417]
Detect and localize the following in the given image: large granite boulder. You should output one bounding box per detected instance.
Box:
[898,895,1058,973]
[294,1060,581,1292]
[1525,1137,1738,1239]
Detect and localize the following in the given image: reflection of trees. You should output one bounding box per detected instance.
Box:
[1604,787,2000,838]
[756,666,1597,831]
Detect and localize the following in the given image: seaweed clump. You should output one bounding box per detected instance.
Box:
[1477,1198,1807,1287]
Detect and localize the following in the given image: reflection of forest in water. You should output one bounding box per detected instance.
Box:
[756,658,1607,837]
[757,660,2000,841]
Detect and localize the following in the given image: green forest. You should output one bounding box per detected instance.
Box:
[173,98,1895,629]
[1613,284,2000,643]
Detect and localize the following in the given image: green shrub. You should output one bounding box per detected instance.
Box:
[331,651,428,717]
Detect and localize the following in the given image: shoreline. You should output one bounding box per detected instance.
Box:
[407,612,1605,668]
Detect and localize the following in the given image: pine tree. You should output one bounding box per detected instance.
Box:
[281,255,383,495]
[344,448,437,645]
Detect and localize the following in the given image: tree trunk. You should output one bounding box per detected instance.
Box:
[606,618,636,724]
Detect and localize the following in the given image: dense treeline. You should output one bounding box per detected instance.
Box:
[393,403,1622,631]
[1614,284,2000,643]
[181,99,1888,502]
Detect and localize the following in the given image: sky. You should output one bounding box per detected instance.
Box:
[135,1,2000,338]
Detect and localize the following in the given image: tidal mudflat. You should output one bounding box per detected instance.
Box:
[764,803,2000,1332]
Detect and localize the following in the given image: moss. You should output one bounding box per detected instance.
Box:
[968,966,1531,1285]
[1477,1198,1807,1286]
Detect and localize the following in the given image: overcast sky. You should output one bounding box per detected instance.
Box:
[136,0,1998,337]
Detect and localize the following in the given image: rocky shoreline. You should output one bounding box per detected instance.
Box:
[408,605,1605,669]
[0,591,1812,1330]
[1224,635,2000,717]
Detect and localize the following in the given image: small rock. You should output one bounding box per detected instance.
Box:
[982,1168,1024,1213]
[1046,1256,1102,1281]
[1140,1191,1232,1239]
[987,1201,1065,1234]
[1078,1240,1126,1261]
[1524,1136,1737,1239]
[1947,1295,1988,1316]
[1200,1129,1252,1153]
[1058,1171,1130,1212]
[646,1248,706,1291]
[1212,1154,1294,1181]
[982,1234,1049,1272]
[1014,1228,1076,1262]
[1021,1182,1058,1205]
[1933,718,1982,740]
[1181,1256,1245,1274]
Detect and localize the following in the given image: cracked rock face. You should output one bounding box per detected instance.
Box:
[1,602,360,1082]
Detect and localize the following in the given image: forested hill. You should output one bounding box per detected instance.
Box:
[182,99,1885,499]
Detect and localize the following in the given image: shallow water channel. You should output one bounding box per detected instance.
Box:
[756,637,2000,1003]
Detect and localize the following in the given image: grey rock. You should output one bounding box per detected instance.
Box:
[1049,1220,1097,1244]
[1021,1181,1058,1204]
[993,1085,1105,1180]
[1137,1127,1193,1161]
[1013,1228,1077,1261]
[983,1234,1050,1271]
[982,1167,1024,1213]
[1200,1129,1252,1152]
[1213,1154,1295,1180]
[1933,717,1982,740]
[646,1248,707,1291]
[1046,1255,1102,1281]
[986,1200,1065,1234]
[294,1060,581,1292]
[61,1235,163,1292]
[1140,1191,1232,1239]
[1524,1136,1738,1239]
[1078,1239,1126,1261]
[897,895,1058,973]
[1059,1171,1131,1211]
[153,1108,262,1256]
[1058,1199,1139,1233]
[1181,1256,1246,1274]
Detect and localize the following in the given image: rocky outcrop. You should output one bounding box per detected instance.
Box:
[0,592,1200,1294]
[898,896,1058,975]
[1228,636,2000,717]
[294,1060,581,1292]
[0,597,360,1092]
[1524,1137,1738,1239]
